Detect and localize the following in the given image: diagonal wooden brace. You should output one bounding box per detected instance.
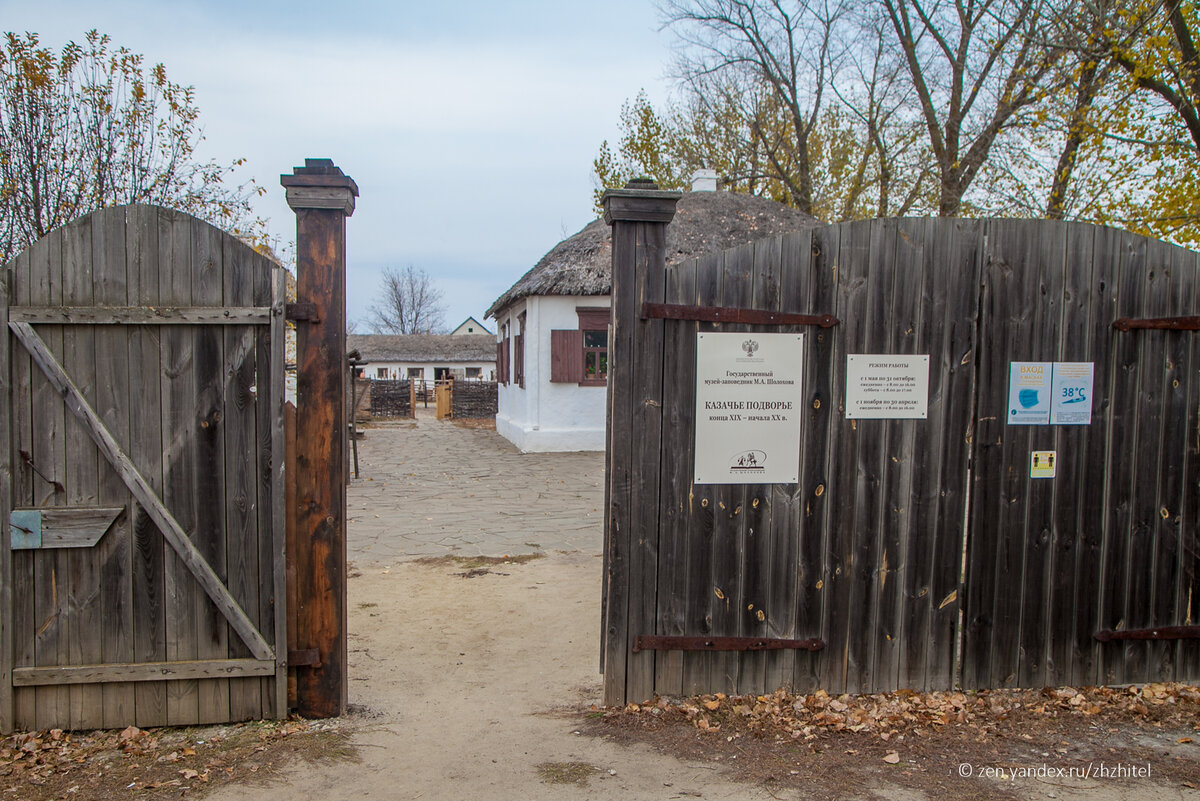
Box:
[9,321,274,661]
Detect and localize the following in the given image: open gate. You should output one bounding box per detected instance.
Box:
[1,205,287,731]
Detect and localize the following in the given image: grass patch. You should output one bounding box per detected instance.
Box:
[535,761,598,786]
[414,553,544,570]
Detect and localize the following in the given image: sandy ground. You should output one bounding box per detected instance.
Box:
[201,415,1196,801]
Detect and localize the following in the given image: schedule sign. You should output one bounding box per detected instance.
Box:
[694,332,805,485]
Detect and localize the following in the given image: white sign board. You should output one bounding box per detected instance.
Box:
[694,332,805,484]
[844,355,930,419]
[1050,362,1094,425]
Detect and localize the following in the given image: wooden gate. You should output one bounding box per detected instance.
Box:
[1,205,287,732]
[601,183,1200,704]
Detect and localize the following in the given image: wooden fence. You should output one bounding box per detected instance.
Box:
[601,184,1200,704]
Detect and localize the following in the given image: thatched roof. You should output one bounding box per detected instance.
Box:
[487,190,820,318]
[347,334,495,363]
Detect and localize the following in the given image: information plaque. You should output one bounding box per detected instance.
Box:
[694,332,805,485]
[844,355,930,419]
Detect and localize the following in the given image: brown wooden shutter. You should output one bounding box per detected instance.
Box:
[550,329,584,383]
[515,334,525,388]
[496,340,508,384]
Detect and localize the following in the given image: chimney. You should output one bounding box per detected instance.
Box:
[690,169,718,192]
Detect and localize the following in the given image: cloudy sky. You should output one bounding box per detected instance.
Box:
[0,0,677,330]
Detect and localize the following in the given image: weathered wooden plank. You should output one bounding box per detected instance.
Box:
[8,306,270,324]
[0,252,11,733]
[653,253,697,697]
[190,217,230,724]
[62,213,106,730]
[1049,223,1096,688]
[877,219,923,693]
[1099,230,1142,681]
[159,209,201,725]
[1069,225,1118,687]
[682,249,723,696]
[14,659,275,686]
[1148,239,1188,681]
[824,220,872,693]
[10,245,37,729]
[935,221,983,691]
[7,324,272,659]
[268,268,288,719]
[1115,234,1154,685]
[625,220,669,704]
[763,230,809,695]
[999,222,1064,690]
[224,233,263,722]
[710,242,753,695]
[1177,246,1200,682]
[739,235,783,695]
[791,225,840,694]
[29,225,71,732]
[963,221,1025,690]
[127,205,168,727]
[284,401,298,709]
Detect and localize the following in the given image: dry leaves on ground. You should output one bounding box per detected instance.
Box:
[0,717,355,801]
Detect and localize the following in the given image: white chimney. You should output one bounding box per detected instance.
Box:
[690,169,718,192]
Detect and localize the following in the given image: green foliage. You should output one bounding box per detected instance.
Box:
[0,30,269,262]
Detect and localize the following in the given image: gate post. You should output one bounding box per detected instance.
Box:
[601,179,680,704]
[282,158,358,718]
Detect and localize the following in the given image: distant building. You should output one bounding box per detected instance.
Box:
[451,316,492,336]
[486,172,820,452]
[348,334,496,383]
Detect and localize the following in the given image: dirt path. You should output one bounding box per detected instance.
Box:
[202,419,1195,801]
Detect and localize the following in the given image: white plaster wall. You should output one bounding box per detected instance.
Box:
[494,295,610,452]
[363,361,495,381]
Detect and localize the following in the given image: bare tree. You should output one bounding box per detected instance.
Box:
[367,265,446,335]
[661,0,848,215]
[881,0,1065,216]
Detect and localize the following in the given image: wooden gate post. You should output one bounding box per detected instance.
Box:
[281,158,358,717]
[601,179,680,705]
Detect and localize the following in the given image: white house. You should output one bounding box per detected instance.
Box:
[347,334,496,383]
[450,316,492,336]
[487,175,820,452]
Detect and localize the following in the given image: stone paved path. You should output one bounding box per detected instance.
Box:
[348,410,605,564]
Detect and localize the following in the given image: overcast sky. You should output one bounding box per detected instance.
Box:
[0,0,676,331]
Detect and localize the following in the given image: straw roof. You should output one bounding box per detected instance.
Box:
[487,190,820,318]
[347,334,495,363]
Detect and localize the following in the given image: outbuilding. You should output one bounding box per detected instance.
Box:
[347,333,496,383]
[487,173,820,452]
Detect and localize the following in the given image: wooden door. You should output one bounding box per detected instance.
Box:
[1,205,287,732]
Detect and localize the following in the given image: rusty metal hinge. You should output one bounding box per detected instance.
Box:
[1094,626,1200,642]
[641,302,838,328]
[1112,316,1200,332]
[633,635,826,653]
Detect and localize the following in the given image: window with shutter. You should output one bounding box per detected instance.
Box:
[550,329,584,382]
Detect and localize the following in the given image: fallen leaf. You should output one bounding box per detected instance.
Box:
[883,751,901,764]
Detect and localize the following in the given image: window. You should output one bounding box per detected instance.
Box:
[466,367,481,379]
[514,313,526,388]
[583,330,607,382]
[496,323,510,384]
[408,367,424,380]
[376,367,388,379]
[550,306,610,386]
